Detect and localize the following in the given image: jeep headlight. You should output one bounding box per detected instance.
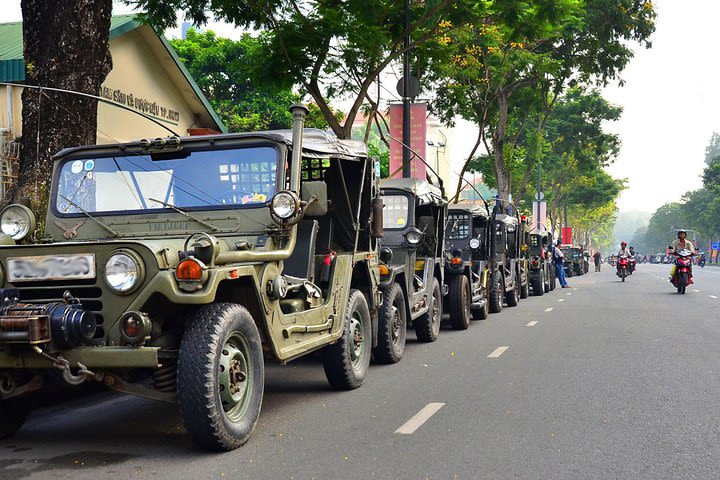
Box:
[404,228,423,247]
[0,204,36,241]
[105,252,142,293]
[469,238,481,250]
[270,190,300,222]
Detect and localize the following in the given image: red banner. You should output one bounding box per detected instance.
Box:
[389,103,427,179]
[561,227,573,244]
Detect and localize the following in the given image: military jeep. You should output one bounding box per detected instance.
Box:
[374,178,446,364]
[444,203,492,325]
[487,201,526,312]
[0,105,384,451]
[560,244,575,277]
[563,245,587,276]
[526,228,555,295]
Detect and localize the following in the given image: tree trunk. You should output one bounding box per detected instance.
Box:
[10,0,113,225]
[491,91,511,200]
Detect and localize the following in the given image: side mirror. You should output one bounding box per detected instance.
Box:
[370,197,384,238]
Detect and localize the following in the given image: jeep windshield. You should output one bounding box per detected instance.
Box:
[54,145,280,215]
[382,194,409,230]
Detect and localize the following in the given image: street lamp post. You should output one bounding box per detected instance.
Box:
[426,140,445,177]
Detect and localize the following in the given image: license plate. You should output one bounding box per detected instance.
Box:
[7,254,96,282]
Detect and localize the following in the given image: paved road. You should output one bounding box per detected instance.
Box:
[2,265,720,479]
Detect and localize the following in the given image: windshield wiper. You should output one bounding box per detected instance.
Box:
[59,194,119,237]
[148,198,218,232]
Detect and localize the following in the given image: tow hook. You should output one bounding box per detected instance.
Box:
[32,346,102,385]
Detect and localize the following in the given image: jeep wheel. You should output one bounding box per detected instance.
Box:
[532,273,544,297]
[323,289,371,389]
[449,275,471,330]
[373,283,407,364]
[488,270,504,314]
[177,303,264,451]
[0,398,31,440]
[543,269,551,293]
[415,278,442,342]
[506,275,520,307]
[520,272,530,299]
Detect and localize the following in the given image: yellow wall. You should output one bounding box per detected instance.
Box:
[0,85,23,136]
[96,27,206,144]
[1,24,218,143]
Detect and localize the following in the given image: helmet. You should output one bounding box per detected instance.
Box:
[621,241,627,247]
[556,239,562,245]
[677,229,687,237]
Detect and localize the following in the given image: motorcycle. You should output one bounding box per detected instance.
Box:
[616,254,630,282]
[628,255,637,274]
[697,253,706,268]
[671,249,694,294]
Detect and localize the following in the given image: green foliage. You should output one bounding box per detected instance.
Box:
[134,0,478,138]
[351,122,390,178]
[702,156,720,189]
[704,132,720,165]
[170,29,334,132]
[428,0,654,203]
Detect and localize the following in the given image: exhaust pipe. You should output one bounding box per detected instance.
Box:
[288,104,309,194]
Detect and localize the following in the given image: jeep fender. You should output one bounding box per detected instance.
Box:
[379,267,412,327]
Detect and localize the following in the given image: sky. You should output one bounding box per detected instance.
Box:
[1,0,718,213]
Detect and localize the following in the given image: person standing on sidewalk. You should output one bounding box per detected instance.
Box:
[593,250,602,272]
[553,239,569,288]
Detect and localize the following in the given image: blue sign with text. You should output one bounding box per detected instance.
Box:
[711,242,719,250]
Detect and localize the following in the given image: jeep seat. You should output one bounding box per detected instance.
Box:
[283,220,319,281]
[418,216,436,255]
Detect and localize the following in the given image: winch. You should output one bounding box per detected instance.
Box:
[0,289,97,348]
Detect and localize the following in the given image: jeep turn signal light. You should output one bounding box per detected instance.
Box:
[177,258,204,280]
[451,257,463,266]
[379,264,390,276]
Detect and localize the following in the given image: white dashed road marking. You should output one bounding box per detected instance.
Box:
[526,321,538,327]
[488,346,509,358]
[558,298,565,302]
[693,289,700,292]
[566,292,572,295]
[710,295,718,299]
[545,307,553,312]
[395,403,445,435]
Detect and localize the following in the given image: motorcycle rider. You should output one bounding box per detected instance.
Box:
[628,245,637,274]
[669,229,695,280]
[670,230,695,254]
[616,241,630,277]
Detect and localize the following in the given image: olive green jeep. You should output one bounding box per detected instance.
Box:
[0,105,384,451]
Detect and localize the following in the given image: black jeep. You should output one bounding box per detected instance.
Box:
[374,178,447,363]
[444,203,492,325]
